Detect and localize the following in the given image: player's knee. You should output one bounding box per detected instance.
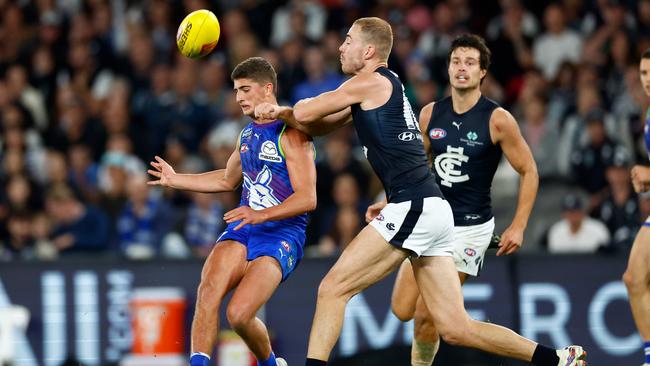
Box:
[225,302,254,330]
[622,268,646,293]
[317,273,351,301]
[391,301,414,322]
[196,280,221,308]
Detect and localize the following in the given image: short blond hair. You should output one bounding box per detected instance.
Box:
[353,17,393,62]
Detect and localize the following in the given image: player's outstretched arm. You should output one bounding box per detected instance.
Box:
[147,148,243,193]
[255,102,352,137]
[491,108,539,256]
[224,127,317,230]
[292,75,372,127]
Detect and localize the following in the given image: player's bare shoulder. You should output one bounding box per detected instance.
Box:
[488,107,519,144]
[281,125,313,146]
[350,70,392,109]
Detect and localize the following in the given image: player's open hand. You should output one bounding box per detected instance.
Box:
[255,102,280,120]
[147,156,176,187]
[365,200,387,223]
[496,225,524,256]
[224,206,268,230]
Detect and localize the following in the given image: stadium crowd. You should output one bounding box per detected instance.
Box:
[1,0,649,261]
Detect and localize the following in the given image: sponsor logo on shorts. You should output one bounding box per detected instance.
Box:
[386,222,396,231]
[429,128,447,139]
[464,248,476,257]
[278,248,286,259]
[288,255,294,268]
[376,214,384,222]
[281,240,291,252]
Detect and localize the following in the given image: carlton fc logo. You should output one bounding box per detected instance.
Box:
[259,141,282,163]
[430,128,447,139]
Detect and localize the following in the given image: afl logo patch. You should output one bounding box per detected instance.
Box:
[398,131,416,141]
[464,248,476,257]
[430,128,447,139]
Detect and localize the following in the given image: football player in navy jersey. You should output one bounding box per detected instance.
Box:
[256,18,585,366]
[148,57,316,366]
[625,48,650,366]
[385,34,540,366]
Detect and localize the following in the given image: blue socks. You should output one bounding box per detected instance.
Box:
[192,350,278,366]
[644,341,650,364]
[258,352,277,366]
[190,352,210,366]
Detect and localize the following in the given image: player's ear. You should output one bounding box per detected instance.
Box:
[364,44,375,60]
[265,82,274,96]
[480,69,487,80]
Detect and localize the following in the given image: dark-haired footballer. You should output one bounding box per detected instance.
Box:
[148,57,316,366]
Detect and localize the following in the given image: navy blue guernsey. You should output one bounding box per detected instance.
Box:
[351,67,443,203]
[427,95,502,226]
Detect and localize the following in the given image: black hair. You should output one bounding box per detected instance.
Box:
[448,34,492,71]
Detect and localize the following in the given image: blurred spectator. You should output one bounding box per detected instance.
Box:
[582,0,634,68]
[67,143,101,204]
[638,0,650,38]
[312,205,362,258]
[277,39,306,103]
[270,0,326,47]
[519,95,560,179]
[6,65,48,131]
[167,63,210,152]
[117,174,175,259]
[45,184,110,255]
[0,211,36,261]
[4,174,42,214]
[417,2,455,86]
[198,57,230,125]
[205,104,246,169]
[486,0,537,87]
[291,46,344,104]
[183,192,225,258]
[596,149,640,250]
[31,211,57,260]
[314,173,369,245]
[315,128,369,209]
[44,149,71,187]
[533,3,583,80]
[569,108,628,211]
[143,0,175,60]
[97,134,146,220]
[57,39,114,117]
[547,61,577,125]
[548,193,610,253]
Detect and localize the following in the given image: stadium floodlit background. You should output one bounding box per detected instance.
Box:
[0,0,646,365]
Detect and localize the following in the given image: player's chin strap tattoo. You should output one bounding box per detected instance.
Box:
[488,233,502,250]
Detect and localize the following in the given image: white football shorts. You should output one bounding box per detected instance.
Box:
[369,197,455,257]
[451,217,495,276]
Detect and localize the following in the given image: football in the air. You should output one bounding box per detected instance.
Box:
[176,9,220,59]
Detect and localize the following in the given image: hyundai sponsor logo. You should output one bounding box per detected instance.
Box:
[398,131,416,141]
